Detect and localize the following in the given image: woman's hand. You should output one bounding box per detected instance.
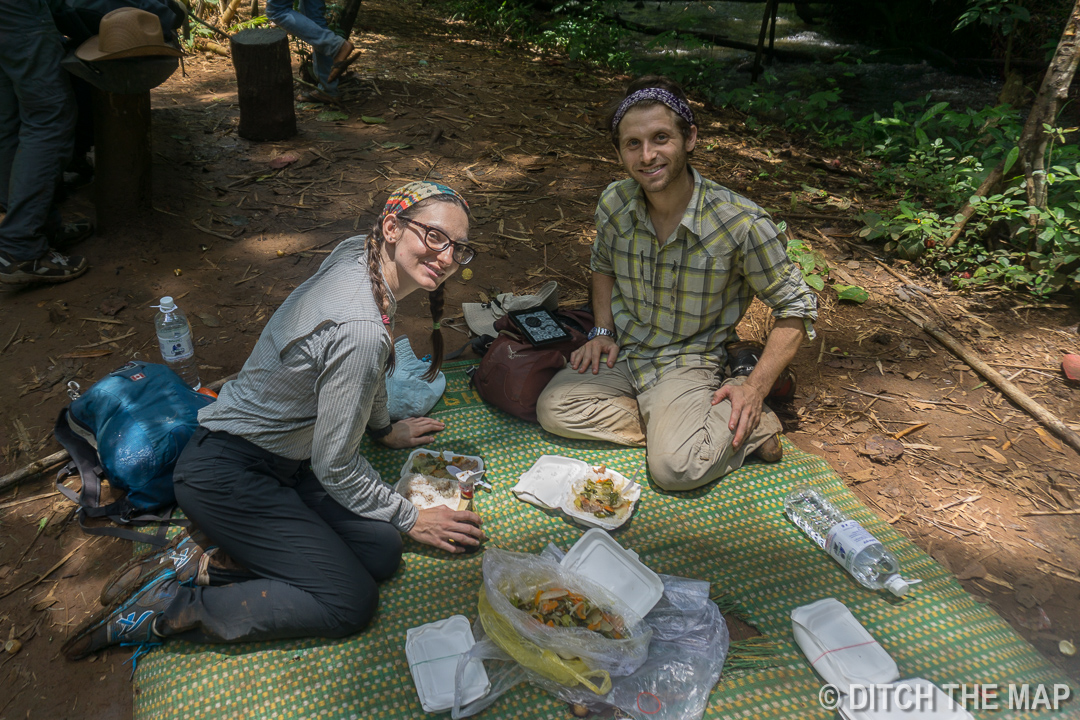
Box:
[406,506,485,553]
[378,417,445,448]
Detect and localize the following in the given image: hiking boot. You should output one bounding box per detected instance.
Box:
[99,534,214,606]
[751,433,784,463]
[726,340,763,378]
[63,571,178,661]
[725,340,797,402]
[0,248,88,286]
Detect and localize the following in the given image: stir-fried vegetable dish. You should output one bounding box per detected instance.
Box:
[510,588,625,639]
[411,453,480,479]
[573,466,626,518]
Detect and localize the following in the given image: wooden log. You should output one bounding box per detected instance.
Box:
[230,27,296,142]
[892,303,1080,457]
[92,89,151,233]
[0,451,70,495]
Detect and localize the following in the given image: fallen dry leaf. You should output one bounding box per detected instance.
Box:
[893,422,928,440]
[957,561,986,580]
[1034,428,1063,453]
[860,435,905,463]
[848,469,875,484]
[268,151,301,169]
[981,445,1009,465]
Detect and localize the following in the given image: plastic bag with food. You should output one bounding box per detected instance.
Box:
[450,548,651,716]
[452,546,729,720]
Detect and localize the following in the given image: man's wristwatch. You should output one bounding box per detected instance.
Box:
[587,327,615,342]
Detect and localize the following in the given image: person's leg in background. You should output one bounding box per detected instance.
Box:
[265,0,348,98]
[0,0,88,285]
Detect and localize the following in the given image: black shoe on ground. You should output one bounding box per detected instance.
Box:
[50,220,95,250]
[63,571,178,661]
[0,249,88,286]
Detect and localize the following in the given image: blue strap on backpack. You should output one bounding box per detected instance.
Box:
[54,361,213,546]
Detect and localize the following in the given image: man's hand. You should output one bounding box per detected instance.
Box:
[377,417,445,448]
[570,336,619,375]
[711,381,767,450]
[406,506,485,553]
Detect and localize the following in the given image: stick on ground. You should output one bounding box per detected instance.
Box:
[892,303,1080,457]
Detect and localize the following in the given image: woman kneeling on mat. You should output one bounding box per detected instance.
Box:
[64,182,484,660]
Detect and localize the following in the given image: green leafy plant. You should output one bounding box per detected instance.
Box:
[786,236,829,291]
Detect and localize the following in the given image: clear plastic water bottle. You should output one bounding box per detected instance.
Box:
[153,296,201,390]
[784,485,910,596]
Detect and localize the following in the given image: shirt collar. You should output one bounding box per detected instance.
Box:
[628,166,705,242]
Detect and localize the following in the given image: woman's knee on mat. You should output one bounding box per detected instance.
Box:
[359,524,403,581]
[321,585,380,637]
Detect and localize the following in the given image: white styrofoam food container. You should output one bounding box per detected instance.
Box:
[405,615,491,713]
[838,678,974,720]
[561,528,664,618]
[513,455,591,510]
[393,473,460,511]
[401,448,485,480]
[791,597,899,690]
[559,464,641,531]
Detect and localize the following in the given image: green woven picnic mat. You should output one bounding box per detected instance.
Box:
[135,363,1079,720]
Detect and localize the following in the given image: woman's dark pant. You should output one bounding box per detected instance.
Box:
[165,428,402,643]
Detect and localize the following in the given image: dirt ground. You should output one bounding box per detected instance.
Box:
[2,1,1079,717]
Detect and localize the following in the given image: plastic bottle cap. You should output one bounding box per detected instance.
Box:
[158,296,176,312]
[884,575,910,597]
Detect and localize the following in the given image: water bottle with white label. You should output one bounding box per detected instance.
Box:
[153,296,201,390]
[784,485,910,596]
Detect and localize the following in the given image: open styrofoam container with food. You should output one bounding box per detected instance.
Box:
[560,528,664,618]
[513,455,590,510]
[405,615,490,713]
[559,464,641,530]
[401,449,485,480]
[395,449,485,512]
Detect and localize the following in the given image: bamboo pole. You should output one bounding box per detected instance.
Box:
[220,0,246,28]
[892,303,1080,456]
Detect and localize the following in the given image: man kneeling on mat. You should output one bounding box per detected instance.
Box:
[536,76,817,491]
[64,182,484,660]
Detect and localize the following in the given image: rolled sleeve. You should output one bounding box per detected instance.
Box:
[742,217,818,339]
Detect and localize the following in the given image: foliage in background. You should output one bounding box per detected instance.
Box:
[785,236,830,291]
[436,0,1079,297]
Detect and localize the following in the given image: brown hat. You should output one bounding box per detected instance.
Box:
[75,7,183,61]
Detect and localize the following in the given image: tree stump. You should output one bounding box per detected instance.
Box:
[230,27,296,142]
[92,88,151,233]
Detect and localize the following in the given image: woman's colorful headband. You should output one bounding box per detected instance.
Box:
[378,181,468,224]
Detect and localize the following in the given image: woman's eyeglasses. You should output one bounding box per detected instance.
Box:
[398,216,476,265]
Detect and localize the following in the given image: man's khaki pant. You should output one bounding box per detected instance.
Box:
[536,362,782,491]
